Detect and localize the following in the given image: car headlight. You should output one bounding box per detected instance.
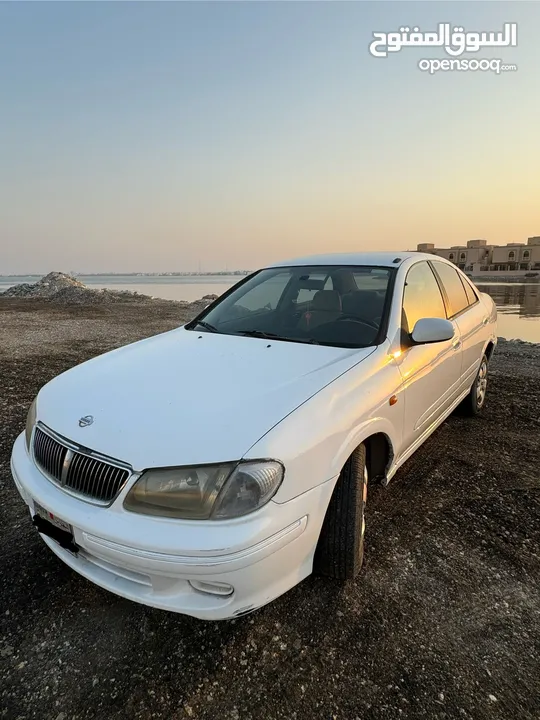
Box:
[123,460,284,520]
[25,397,37,452]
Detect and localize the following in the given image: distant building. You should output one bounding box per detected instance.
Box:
[416,237,540,275]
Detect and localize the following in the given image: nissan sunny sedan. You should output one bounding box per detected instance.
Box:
[11,252,497,620]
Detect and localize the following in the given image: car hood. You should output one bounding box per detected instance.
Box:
[36,327,375,469]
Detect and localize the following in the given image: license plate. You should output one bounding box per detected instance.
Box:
[32,500,78,554]
[33,501,72,534]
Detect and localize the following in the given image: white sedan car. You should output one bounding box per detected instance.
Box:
[11,252,497,620]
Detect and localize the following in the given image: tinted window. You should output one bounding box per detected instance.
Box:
[432,262,469,316]
[296,273,333,304]
[353,268,389,292]
[187,265,393,349]
[233,271,290,313]
[403,262,446,332]
[460,276,479,306]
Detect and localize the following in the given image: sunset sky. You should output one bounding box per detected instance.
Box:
[1,1,539,274]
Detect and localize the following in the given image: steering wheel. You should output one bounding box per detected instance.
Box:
[335,314,379,331]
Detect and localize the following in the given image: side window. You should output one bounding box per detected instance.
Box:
[403,262,446,332]
[432,262,469,317]
[235,272,290,313]
[460,275,479,306]
[296,274,333,304]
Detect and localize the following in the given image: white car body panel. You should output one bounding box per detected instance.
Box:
[454,291,491,379]
[251,342,404,503]
[37,328,375,469]
[10,251,498,620]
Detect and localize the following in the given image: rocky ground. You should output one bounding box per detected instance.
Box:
[0,290,539,720]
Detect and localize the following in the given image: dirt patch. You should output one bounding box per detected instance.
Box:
[1,300,539,720]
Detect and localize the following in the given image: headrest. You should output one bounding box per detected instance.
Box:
[311,289,342,312]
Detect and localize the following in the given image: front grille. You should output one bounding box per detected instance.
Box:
[33,426,130,504]
[34,428,67,482]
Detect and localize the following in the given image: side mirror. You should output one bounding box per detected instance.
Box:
[410,318,454,344]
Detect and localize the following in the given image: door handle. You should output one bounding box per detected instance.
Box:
[452,339,461,350]
[482,317,489,325]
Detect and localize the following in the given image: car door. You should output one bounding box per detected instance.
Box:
[430,262,488,392]
[396,260,463,452]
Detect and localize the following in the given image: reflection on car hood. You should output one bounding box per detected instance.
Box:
[36,327,375,469]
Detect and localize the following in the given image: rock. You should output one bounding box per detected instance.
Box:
[0,272,221,312]
[2,272,85,298]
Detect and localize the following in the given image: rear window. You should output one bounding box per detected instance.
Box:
[432,262,470,317]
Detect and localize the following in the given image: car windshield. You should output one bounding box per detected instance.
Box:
[185,265,394,348]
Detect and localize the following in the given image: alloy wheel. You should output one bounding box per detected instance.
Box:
[476,358,488,408]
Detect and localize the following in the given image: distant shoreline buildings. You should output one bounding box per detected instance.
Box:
[6,238,540,279]
[416,236,540,277]
[110,270,252,277]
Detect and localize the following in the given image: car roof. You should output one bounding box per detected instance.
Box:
[267,251,437,269]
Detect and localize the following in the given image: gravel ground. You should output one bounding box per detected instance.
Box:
[1,298,539,720]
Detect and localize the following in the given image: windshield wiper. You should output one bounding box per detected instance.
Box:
[193,320,220,333]
[237,329,280,339]
[237,330,319,345]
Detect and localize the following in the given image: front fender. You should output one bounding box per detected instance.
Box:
[334,416,396,480]
[246,345,404,504]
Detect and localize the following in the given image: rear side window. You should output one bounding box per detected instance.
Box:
[460,276,479,306]
[402,262,447,332]
[432,262,469,317]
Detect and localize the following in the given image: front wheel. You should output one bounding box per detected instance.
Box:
[313,444,368,580]
[459,353,489,416]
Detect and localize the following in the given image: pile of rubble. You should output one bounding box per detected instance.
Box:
[0,272,219,310]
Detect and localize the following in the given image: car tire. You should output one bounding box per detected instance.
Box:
[459,353,489,416]
[313,444,368,580]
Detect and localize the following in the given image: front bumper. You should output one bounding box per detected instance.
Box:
[11,432,336,620]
